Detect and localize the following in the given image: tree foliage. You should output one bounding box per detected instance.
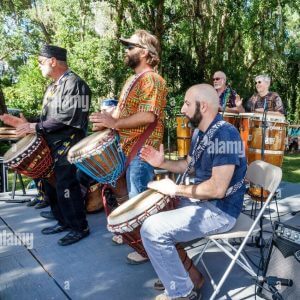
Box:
[0,0,299,122]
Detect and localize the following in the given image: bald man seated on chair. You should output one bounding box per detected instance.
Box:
[140,84,247,300]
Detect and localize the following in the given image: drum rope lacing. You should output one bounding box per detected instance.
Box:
[5,135,53,179]
[74,133,126,187]
[107,196,172,233]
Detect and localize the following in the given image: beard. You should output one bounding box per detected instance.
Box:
[188,102,202,128]
[125,52,141,69]
[214,82,223,89]
[40,64,53,78]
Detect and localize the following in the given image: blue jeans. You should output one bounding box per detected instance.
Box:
[126,154,154,199]
[141,198,236,298]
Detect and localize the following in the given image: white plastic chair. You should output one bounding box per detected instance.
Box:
[196,160,282,300]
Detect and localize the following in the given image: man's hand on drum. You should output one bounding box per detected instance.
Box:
[16,122,36,136]
[140,144,165,168]
[235,94,243,108]
[19,113,28,122]
[89,112,117,129]
[91,123,105,132]
[148,178,177,197]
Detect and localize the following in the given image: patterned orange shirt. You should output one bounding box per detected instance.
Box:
[116,72,167,156]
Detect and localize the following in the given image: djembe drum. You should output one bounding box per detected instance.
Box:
[107,189,203,288]
[68,129,126,186]
[3,134,53,180]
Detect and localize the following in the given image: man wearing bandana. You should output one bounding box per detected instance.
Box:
[16,45,91,246]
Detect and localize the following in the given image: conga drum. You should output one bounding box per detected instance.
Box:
[3,134,53,179]
[220,112,240,130]
[240,113,288,200]
[68,129,126,186]
[239,113,252,157]
[107,189,203,288]
[176,114,192,158]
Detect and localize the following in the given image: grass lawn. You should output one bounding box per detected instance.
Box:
[282,153,300,183]
[3,153,300,192]
[7,171,32,191]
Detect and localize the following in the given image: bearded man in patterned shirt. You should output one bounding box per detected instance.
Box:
[90,29,167,263]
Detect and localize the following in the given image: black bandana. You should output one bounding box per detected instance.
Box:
[39,45,67,61]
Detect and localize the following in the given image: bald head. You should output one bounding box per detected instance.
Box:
[186,84,219,111]
[181,84,219,130]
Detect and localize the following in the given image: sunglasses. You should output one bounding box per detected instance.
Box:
[126,43,147,50]
[213,77,221,81]
[38,58,50,65]
[255,81,262,84]
[126,45,137,51]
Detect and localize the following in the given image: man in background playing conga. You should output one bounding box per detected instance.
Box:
[15,45,91,246]
[236,74,285,114]
[90,30,167,263]
[140,84,247,300]
[213,71,243,114]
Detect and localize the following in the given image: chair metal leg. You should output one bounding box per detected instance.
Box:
[193,239,210,266]
[274,197,280,222]
[198,240,219,290]
[210,239,256,277]
[220,239,255,272]
[209,193,275,299]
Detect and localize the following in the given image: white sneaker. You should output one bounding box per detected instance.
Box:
[126,251,149,264]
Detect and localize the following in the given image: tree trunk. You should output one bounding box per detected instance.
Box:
[0,84,8,115]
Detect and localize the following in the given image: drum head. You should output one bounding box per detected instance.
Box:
[240,112,286,123]
[67,129,113,160]
[3,134,37,162]
[264,113,286,123]
[220,112,239,117]
[107,190,164,225]
[239,113,254,118]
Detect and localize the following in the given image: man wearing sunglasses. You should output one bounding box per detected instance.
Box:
[212,71,243,114]
[90,30,167,264]
[239,74,285,114]
[8,45,91,246]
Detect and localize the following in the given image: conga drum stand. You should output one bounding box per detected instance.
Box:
[255,108,268,270]
[0,170,32,203]
[251,107,280,270]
